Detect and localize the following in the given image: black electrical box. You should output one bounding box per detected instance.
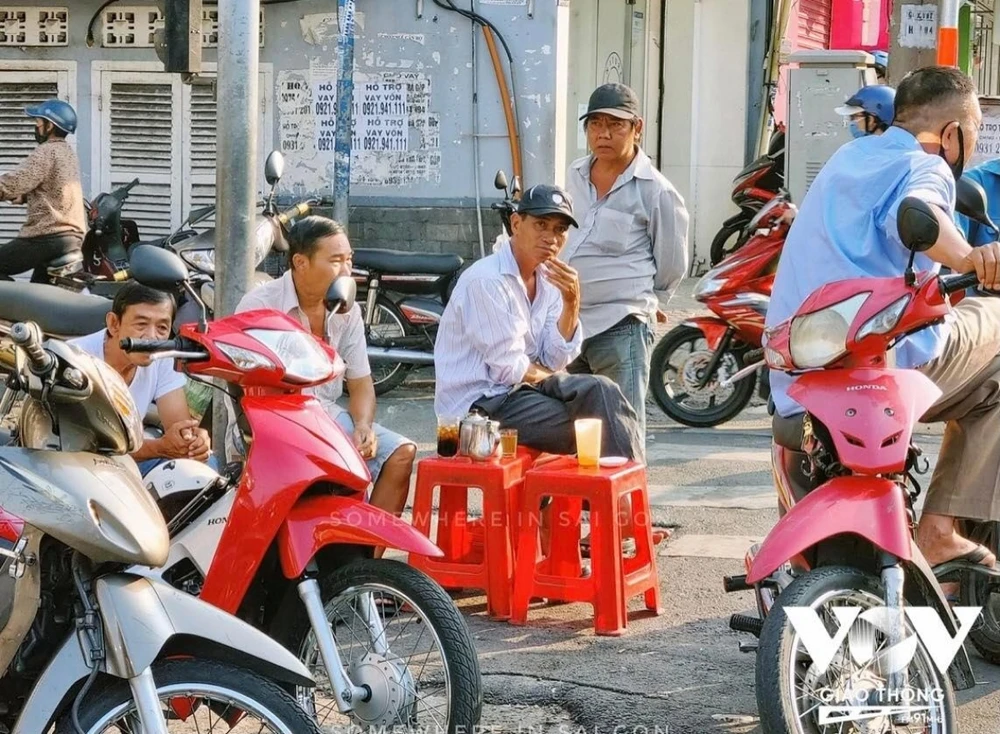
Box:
[163,0,203,74]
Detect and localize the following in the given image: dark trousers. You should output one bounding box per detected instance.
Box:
[472,373,644,461]
[0,233,81,283]
[568,315,653,459]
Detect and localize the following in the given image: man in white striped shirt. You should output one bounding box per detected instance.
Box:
[434,184,643,461]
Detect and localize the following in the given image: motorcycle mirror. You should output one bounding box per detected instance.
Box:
[325,276,357,315]
[956,176,998,231]
[511,176,522,197]
[264,150,285,186]
[896,197,939,253]
[185,205,215,227]
[129,245,191,288]
[494,170,508,192]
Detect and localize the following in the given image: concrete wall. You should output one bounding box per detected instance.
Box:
[660,0,750,271]
[3,0,565,255]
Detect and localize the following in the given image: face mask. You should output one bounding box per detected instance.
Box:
[849,120,867,139]
[33,130,47,144]
[938,122,966,180]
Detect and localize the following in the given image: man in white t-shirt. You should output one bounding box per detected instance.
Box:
[70,283,212,474]
[237,216,416,539]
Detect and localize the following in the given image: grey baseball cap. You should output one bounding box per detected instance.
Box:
[580,83,640,121]
[516,184,578,227]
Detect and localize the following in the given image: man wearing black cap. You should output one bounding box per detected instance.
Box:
[563,83,689,452]
[434,183,643,461]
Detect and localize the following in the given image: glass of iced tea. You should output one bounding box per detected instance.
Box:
[437,416,461,457]
[500,428,518,458]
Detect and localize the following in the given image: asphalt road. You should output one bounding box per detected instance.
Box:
[374,383,1000,734]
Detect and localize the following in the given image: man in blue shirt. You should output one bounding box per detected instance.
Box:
[766,66,1000,576]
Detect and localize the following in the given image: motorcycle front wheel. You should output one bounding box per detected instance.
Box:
[756,565,956,734]
[280,558,483,734]
[55,659,321,733]
[649,326,755,427]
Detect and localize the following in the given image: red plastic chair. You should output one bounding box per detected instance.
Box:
[510,456,662,635]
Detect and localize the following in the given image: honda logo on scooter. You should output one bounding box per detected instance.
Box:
[846,384,888,392]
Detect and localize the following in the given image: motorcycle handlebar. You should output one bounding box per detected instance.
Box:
[10,322,53,375]
[277,202,311,227]
[119,338,180,354]
[941,271,981,295]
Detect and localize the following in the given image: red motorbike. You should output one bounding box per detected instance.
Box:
[709,127,785,266]
[650,192,791,427]
[60,246,482,732]
[720,196,1000,732]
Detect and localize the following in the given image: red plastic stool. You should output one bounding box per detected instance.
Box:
[408,452,532,619]
[510,456,662,636]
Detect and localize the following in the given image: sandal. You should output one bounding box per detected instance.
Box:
[932,543,998,579]
[933,544,998,603]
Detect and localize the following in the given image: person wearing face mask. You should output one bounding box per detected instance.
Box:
[767,66,1000,592]
[0,100,85,282]
[834,84,896,139]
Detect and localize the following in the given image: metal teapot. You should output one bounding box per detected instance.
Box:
[459,411,500,460]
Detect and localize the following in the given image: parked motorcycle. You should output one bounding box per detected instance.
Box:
[709,128,785,266]
[719,195,1000,732]
[650,193,791,427]
[354,170,519,395]
[0,319,322,732]
[110,245,483,731]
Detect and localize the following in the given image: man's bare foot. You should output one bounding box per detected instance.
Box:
[917,514,996,601]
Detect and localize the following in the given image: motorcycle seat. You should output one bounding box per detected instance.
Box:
[46,251,84,270]
[0,282,111,338]
[772,413,805,451]
[353,248,463,276]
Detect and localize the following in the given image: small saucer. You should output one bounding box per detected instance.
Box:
[599,456,628,467]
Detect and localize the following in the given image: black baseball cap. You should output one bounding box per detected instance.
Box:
[580,83,641,121]
[516,184,578,228]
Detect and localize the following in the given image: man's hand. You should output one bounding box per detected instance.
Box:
[186,427,212,463]
[541,259,580,308]
[354,424,378,460]
[522,363,554,385]
[10,195,25,206]
[656,309,668,324]
[963,242,1000,290]
[161,418,202,459]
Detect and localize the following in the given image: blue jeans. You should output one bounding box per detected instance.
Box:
[567,315,653,459]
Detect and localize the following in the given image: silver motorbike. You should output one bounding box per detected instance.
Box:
[0,322,321,734]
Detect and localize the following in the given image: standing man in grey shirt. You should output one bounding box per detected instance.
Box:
[564,83,690,453]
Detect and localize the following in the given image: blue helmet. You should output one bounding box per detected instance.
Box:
[834,84,896,129]
[25,99,77,135]
[873,50,889,69]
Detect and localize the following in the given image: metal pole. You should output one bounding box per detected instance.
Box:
[333,0,357,226]
[213,0,259,463]
[471,0,486,258]
[938,0,961,66]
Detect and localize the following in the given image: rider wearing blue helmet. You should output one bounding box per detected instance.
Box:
[835,84,896,138]
[0,98,85,282]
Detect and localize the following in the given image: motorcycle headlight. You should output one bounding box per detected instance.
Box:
[180,249,215,275]
[789,293,869,369]
[247,329,334,384]
[694,261,739,298]
[855,295,911,342]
